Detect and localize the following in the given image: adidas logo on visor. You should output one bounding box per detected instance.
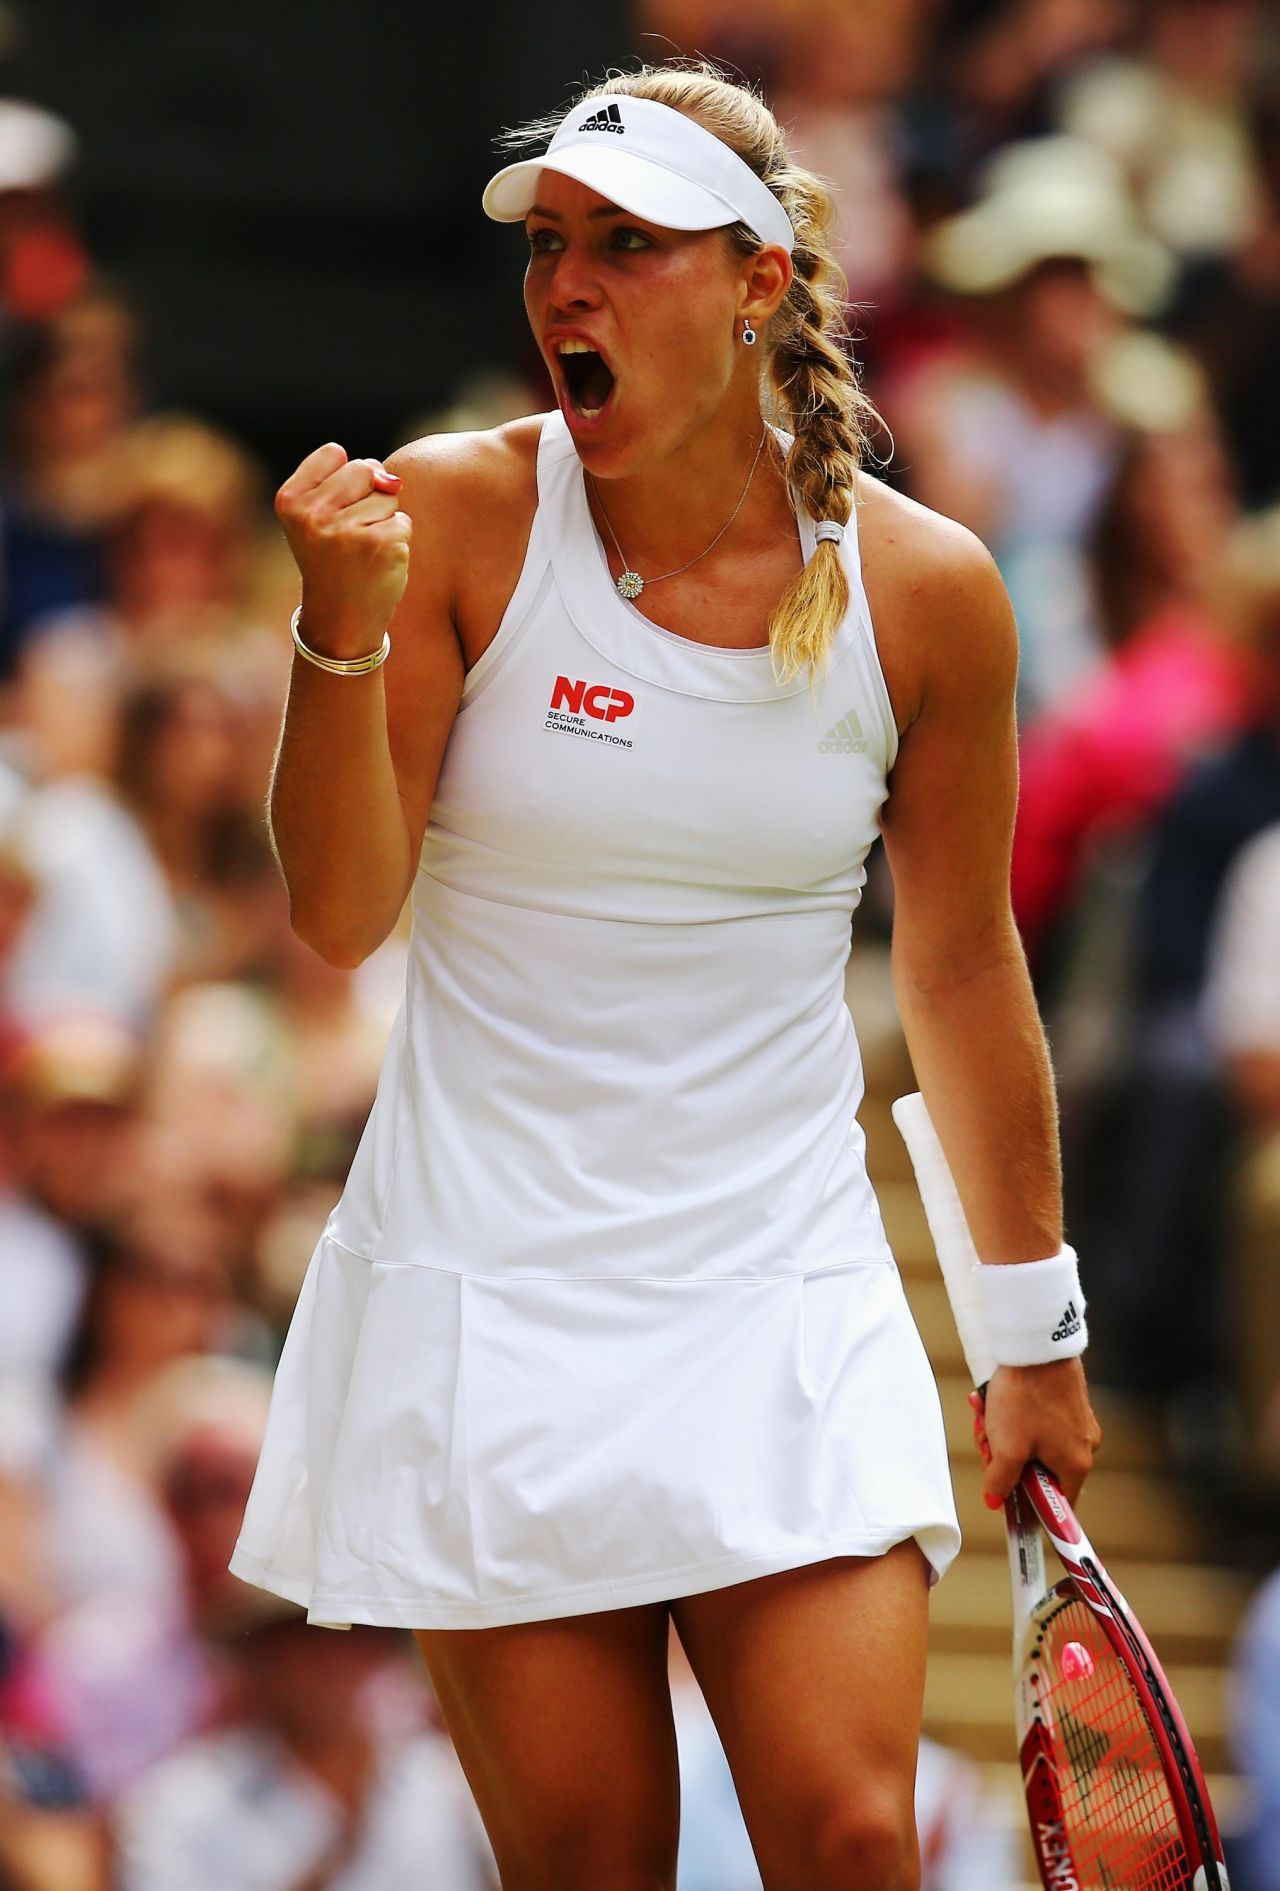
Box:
[578,103,625,134]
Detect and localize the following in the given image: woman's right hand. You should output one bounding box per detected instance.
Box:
[970,1362,1102,1509]
[275,442,412,656]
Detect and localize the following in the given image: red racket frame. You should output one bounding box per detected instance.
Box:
[1011,1460,1228,1890]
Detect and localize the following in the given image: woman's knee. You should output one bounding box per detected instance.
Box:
[770,1790,919,1891]
[500,1862,674,1891]
[494,1796,677,1891]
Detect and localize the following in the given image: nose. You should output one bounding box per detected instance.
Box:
[543,242,604,316]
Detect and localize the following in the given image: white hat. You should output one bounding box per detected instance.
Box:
[483,94,794,255]
[0,98,75,193]
[927,136,1174,317]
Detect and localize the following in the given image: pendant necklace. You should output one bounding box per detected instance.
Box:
[590,428,768,601]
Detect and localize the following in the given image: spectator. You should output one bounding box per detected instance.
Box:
[1012,402,1250,980]
[1182,93,1280,511]
[0,96,86,332]
[1136,508,1280,1017]
[2,1009,146,1243]
[0,1011,145,1396]
[1229,1563,1280,1891]
[1059,0,1264,268]
[134,982,303,1301]
[0,284,144,684]
[112,659,270,990]
[0,1201,237,1802]
[1202,820,1280,1483]
[898,134,1174,716]
[262,915,407,1187]
[0,766,177,1032]
[111,1612,496,1891]
[14,412,275,684]
[921,0,1134,161]
[0,1762,107,1891]
[1069,504,1280,1421]
[5,412,286,842]
[771,0,928,314]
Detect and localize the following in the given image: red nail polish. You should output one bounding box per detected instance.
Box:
[984,1492,1003,1510]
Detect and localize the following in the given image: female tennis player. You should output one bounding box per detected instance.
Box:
[230,62,1102,1891]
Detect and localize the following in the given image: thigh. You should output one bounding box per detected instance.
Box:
[413,1601,680,1891]
[669,1541,931,1887]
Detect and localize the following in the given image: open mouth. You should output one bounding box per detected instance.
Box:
[554,339,616,419]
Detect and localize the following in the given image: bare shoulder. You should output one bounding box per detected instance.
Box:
[861,480,1022,941]
[383,413,545,660]
[854,472,1017,735]
[384,413,543,515]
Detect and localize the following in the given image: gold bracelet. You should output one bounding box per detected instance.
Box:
[290,604,390,675]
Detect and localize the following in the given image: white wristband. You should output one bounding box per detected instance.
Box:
[975,1244,1087,1367]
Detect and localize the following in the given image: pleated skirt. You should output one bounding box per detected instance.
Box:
[228,1229,960,1629]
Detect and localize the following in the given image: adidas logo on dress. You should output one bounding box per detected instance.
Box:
[818,710,868,754]
[578,104,625,134]
[1051,1300,1082,1344]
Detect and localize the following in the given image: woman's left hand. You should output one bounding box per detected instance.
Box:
[969,1360,1102,1509]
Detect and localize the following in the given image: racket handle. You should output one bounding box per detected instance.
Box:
[891,1092,998,1388]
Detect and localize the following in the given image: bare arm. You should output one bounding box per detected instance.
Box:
[267,438,465,967]
[873,509,1101,1502]
[880,528,1059,1263]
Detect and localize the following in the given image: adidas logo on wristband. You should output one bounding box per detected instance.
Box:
[1052,1300,1082,1344]
[975,1247,1088,1365]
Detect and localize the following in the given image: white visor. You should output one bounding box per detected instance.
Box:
[482,94,795,255]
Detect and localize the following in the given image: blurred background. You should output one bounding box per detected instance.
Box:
[0,0,1279,1886]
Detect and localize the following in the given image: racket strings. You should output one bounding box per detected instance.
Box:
[1033,1596,1193,1890]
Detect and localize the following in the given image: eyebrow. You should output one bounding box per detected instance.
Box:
[527,202,630,221]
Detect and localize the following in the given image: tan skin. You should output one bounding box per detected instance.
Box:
[272,171,1101,1891]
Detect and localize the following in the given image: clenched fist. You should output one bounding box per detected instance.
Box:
[275,442,411,657]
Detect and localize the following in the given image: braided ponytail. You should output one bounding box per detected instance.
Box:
[501,61,880,683]
[760,170,867,681]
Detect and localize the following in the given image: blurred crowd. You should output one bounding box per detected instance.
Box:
[1,0,1280,1885]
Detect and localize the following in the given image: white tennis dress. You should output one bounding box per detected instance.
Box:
[229,411,960,1629]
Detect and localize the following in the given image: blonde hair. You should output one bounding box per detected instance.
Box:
[501,61,880,683]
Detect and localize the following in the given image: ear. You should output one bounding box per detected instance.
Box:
[740,244,793,330]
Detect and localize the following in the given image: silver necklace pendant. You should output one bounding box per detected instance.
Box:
[592,427,769,608]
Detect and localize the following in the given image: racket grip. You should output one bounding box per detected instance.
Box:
[891,1092,998,1389]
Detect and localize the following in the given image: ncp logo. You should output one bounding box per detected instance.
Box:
[549,676,635,723]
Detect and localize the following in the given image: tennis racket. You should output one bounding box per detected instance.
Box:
[891,1090,1230,1891]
